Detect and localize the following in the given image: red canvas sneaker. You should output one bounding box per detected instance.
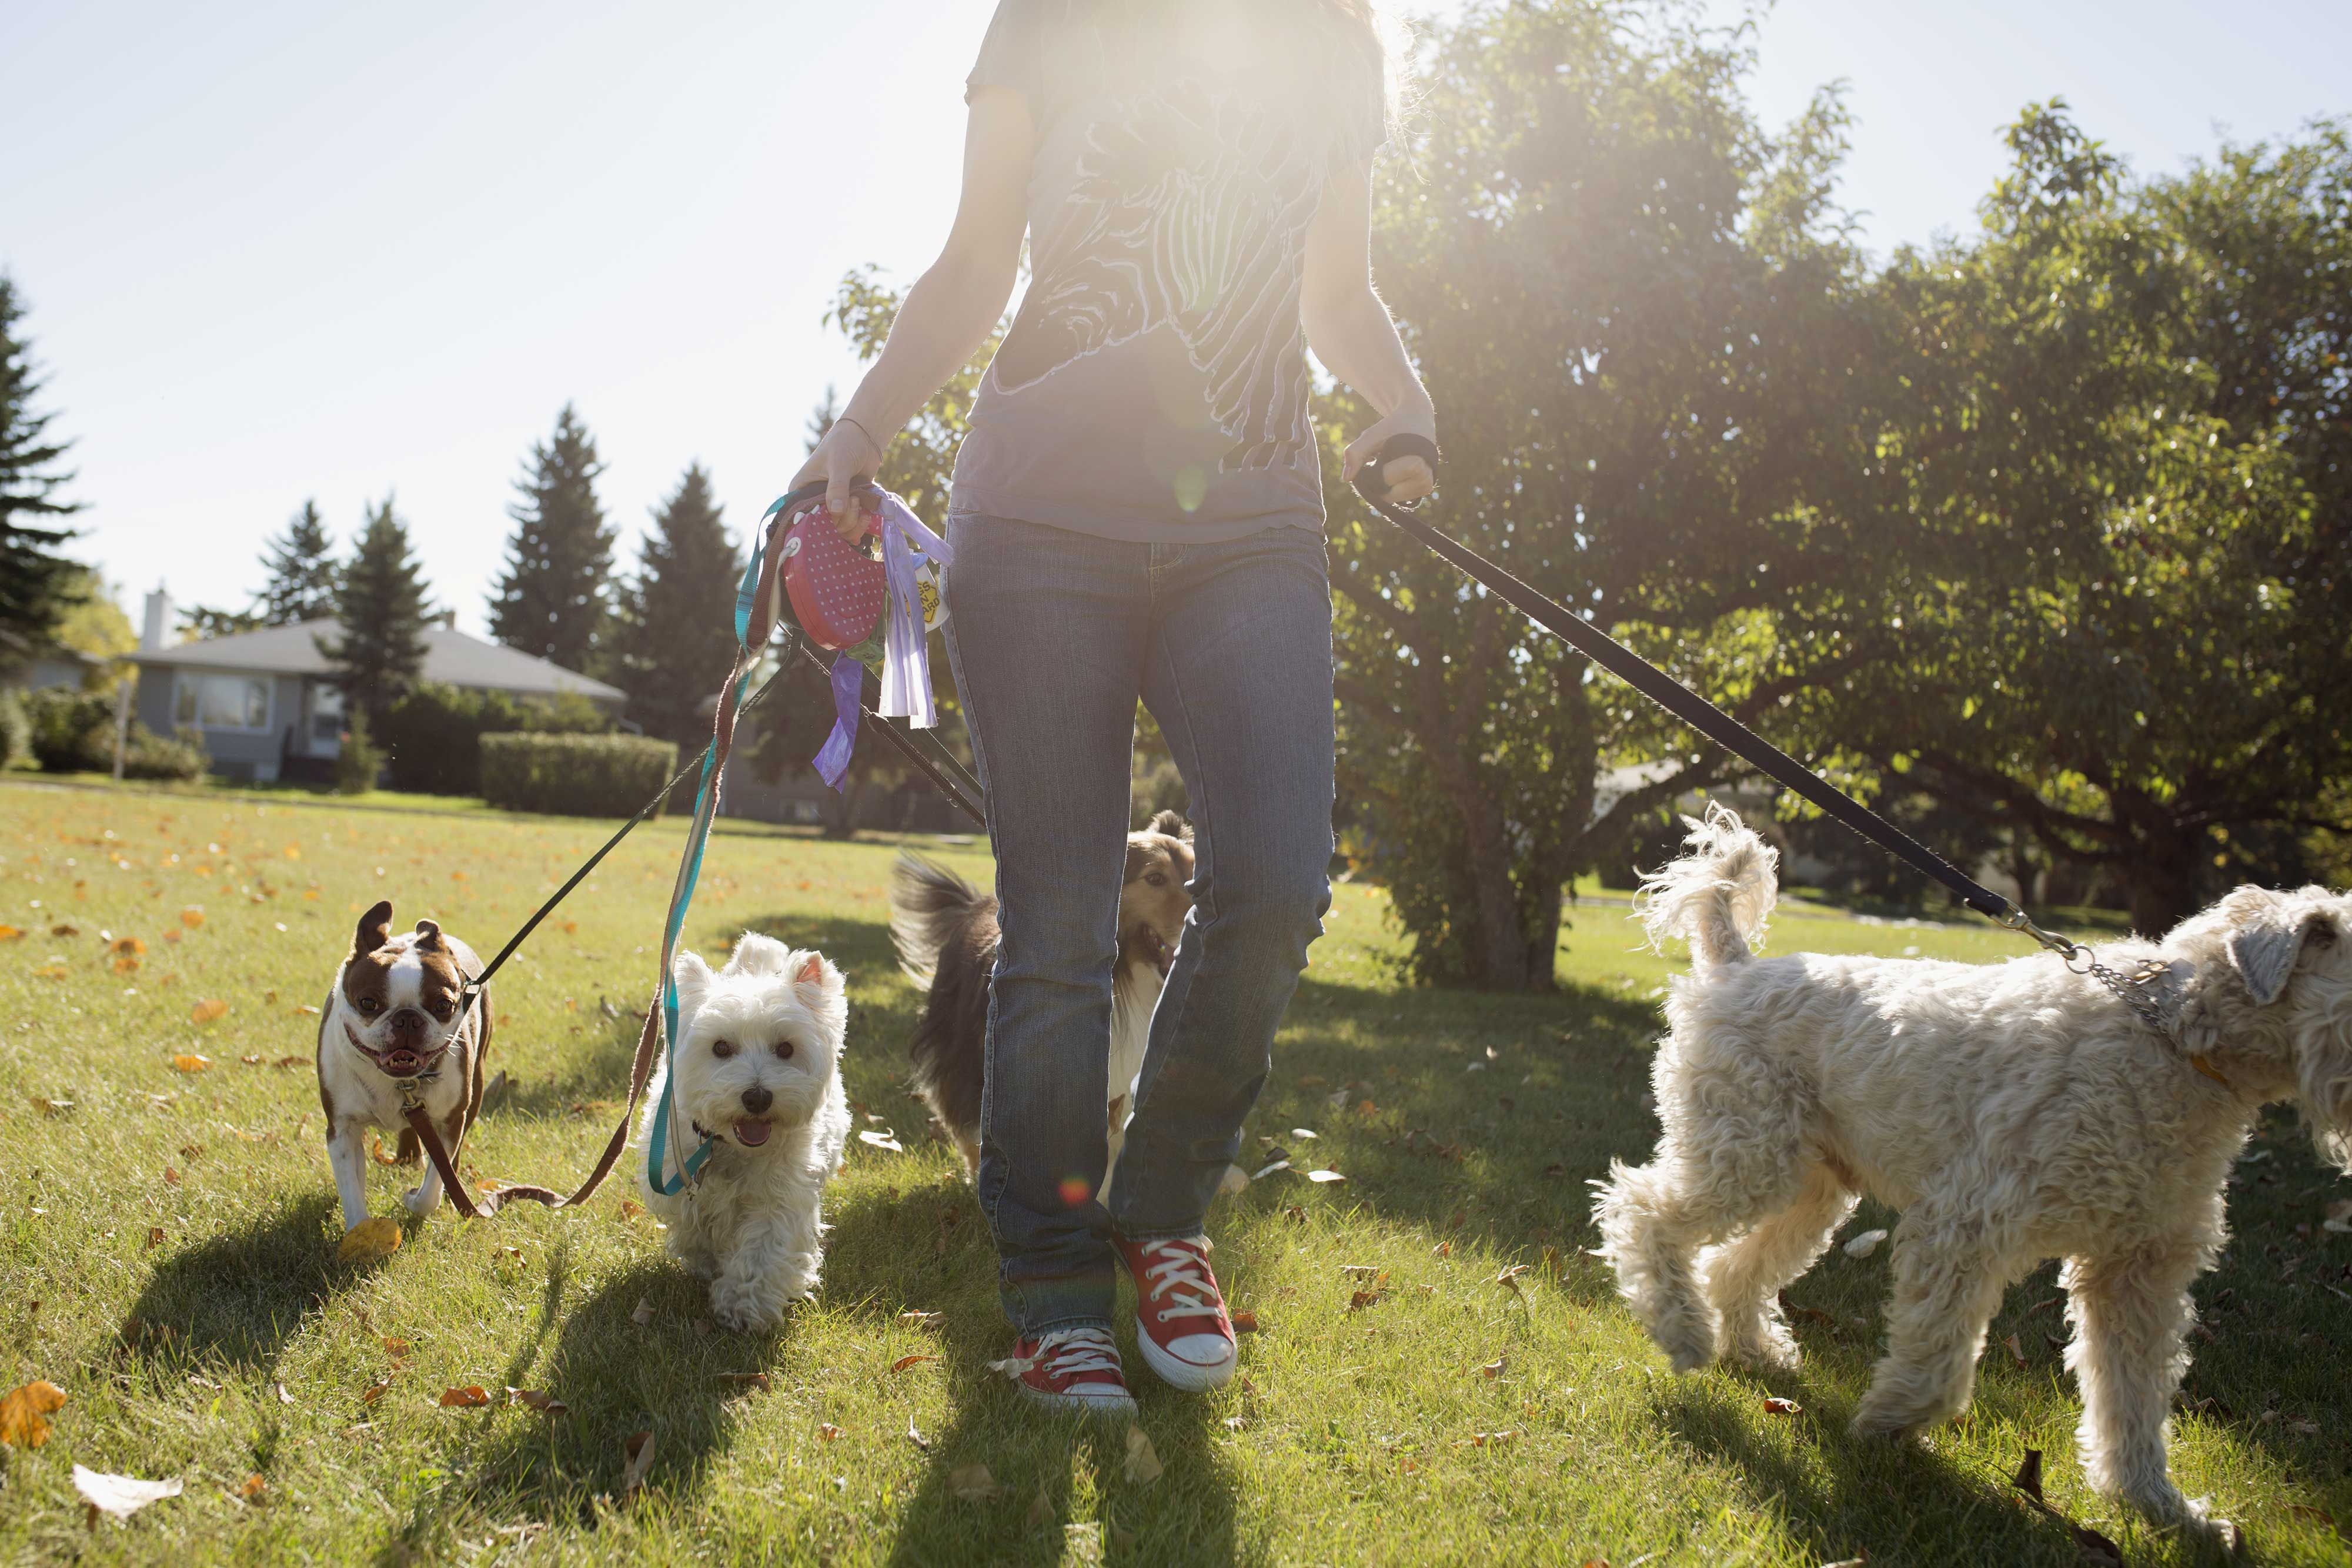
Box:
[990,1325,1137,1416]
[1117,1234,1237,1392]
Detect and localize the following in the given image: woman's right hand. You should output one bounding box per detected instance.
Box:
[789,417,887,540]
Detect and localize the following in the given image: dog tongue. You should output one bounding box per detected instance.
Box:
[734,1121,771,1147]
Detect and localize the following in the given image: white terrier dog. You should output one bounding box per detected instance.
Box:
[636,934,850,1332]
[1593,805,2351,1539]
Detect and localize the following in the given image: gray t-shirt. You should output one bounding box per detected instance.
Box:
[950,0,1386,541]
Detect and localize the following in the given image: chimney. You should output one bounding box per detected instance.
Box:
[141,585,172,651]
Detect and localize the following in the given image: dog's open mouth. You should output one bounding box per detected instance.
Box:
[348,1022,435,1079]
[733,1120,772,1148]
[1132,924,1176,977]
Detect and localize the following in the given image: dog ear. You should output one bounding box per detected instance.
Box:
[2224,890,2328,1006]
[792,950,844,1006]
[1124,840,1150,884]
[672,950,714,1014]
[1148,809,1192,841]
[353,900,393,958]
[728,932,792,977]
[412,919,443,950]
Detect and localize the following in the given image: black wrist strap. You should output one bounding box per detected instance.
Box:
[1357,433,1442,506]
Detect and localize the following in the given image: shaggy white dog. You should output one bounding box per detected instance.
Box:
[636,934,850,1332]
[1592,805,2351,1539]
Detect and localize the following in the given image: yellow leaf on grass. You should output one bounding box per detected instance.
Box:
[110,936,146,956]
[336,1218,402,1263]
[0,924,22,941]
[0,1380,68,1448]
[189,999,229,1025]
[180,907,205,928]
[438,1386,491,1408]
[1122,1426,1164,1486]
[889,1354,938,1375]
[236,1472,267,1500]
[171,1054,210,1073]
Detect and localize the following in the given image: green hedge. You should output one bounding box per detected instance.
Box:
[377,681,612,795]
[22,687,207,781]
[479,731,679,818]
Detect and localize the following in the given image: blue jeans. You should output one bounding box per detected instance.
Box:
[941,511,1336,1336]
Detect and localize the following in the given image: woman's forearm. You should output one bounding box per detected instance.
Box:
[838,250,1018,442]
[1304,282,1431,419]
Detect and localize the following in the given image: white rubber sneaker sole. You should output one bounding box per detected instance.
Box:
[1015,1381,1138,1418]
[1133,1331,1236,1393]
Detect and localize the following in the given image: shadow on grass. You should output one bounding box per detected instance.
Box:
[123,1191,352,1375]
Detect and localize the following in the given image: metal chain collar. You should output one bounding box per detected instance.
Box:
[2002,911,2177,1035]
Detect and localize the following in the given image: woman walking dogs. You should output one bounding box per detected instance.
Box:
[793,0,1437,1414]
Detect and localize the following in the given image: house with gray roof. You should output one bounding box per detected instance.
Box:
[129,589,623,783]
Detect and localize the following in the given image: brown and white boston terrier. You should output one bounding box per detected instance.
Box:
[317,900,491,1231]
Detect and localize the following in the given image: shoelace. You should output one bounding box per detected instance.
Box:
[1036,1325,1124,1381]
[1140,1239,1225,1324]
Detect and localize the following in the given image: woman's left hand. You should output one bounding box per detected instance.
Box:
[1341,398,1439,504]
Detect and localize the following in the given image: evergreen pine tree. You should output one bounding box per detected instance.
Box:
[318,495,433,722]
[613,463,742,745]
[487,404,614,673]
[0,274,86,664]
[258,500,339,624]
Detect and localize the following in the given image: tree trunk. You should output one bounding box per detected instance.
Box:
[2119,827,2201,937]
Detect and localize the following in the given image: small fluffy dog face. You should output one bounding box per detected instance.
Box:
[2175,884,2352,1167]
[1121,810,1196,976]
[339,899,467,1077]
[670,934,847,1151]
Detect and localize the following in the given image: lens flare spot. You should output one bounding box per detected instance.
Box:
[1172,466,1208,513]
[1058,1176,1092,1208]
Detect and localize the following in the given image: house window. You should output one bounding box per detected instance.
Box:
[174,674,272,732]
[310,684,345,742]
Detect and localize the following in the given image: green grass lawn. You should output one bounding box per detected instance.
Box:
[1,777,2345,1565]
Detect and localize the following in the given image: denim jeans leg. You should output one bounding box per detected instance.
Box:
[941,512,1148,1334]
[1110,526,1337,1241]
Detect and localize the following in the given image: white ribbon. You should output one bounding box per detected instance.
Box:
[871,491,953,730]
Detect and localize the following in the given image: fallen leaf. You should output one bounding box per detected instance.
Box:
[0,1380,67,1448]
[890,1354,938,1375]
[439,1386,491,1408]
[0,924,19,941]
[620,1429,655,1500]
[1763,1396,1803,1416]
[1122,1425,1164,1485]
[28,1096,72,1117]
[170,1054,210,1074]
[162,1166,181,1186]
[235,1473,266,1501]
[1348,1287,1389,1312]
[818,1422,842,1442]
[272,1055,305,1069]
[506,1388,568,1415]
[716,1373,771,1392]
[630,1296,654,1328]
[380,1336,411,1359]
[1481,1355,1506,1379]
[1028,1489,1054,1527]
[2010,1447,2124,1566]
[950,1463,1004,1501]
[189,998,229,1025]
[1231,1310,1261,1334]
[144,1227,164,1251]
[1223,1415,1250,1432]
[1495,1263,1532,1293]
[74,1465,183,1520]
[1468,1429,1518,1447]
[111,936,146,957]
[897,1311,943,1331]
[1282,1205,1306,1225]
[274,1382,293,1406]
[1290,1128,1318,1139]
[619,1199,643,1221]
[2002,1333,2027,1369]
[906,1418,930,1451]
[336,1218,402,1263]
[1843,1228,1888,1259]
[50,922,79,937]
[369,1136,402,1167]
[239,1054,262,1065]
[180,906,204,927]
[1250,1159,1291,1181]
[1306,1169,1346,1184]
[858,1129,906,1153]
[360,1379,395,1405]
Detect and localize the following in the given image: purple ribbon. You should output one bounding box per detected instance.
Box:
[813,652,862,791]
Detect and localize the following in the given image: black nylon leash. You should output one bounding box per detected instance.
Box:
[1347,436,2171,1028]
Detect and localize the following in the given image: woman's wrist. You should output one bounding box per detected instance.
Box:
[836,413,887,466]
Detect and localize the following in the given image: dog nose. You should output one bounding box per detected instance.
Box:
[388,1007,428,1037]
[740,1085,773,1115]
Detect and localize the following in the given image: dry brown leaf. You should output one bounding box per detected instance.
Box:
[180,906,205,928]
[438,1385,491,1408]
[272,1055,305,1069]
[337,1218,402,1263]
[189,998,229,1025]
[170,1054,210,1074]
[0,1380,66,1448]
[716,1373,772,1392]
[950,1463,1005,1501]
[1348,1288,1389,1312]
[0,924,21,941]
[630,1296,655,1328]
[369,1136,402,1167]
[620,1429,655,1500]
[111,936,146,957]
[381,1337,410,1359]
[1231,1310,1260,1334]
[360,1379,395,1406]
[235,1472,267,1501]
[144,1226,164,1251]
[50,922,79,937]
[889,1354,938,1375]
[1122,1425,1164,1486]
[239,1054,263,1065]
[2002,1333,2027,1369]
[2010,1447,2124,1566]
[1763,1396,1803,1416]
[619,1199,644,1221]
[162,1166,181,1186]
[1481,1355,1507,1379]
[818,1422,843,1442]
[506,1388,568,1415]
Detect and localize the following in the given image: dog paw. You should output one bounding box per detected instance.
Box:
[400,1185,440,1217]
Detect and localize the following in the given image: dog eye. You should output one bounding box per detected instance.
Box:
[773,1039,796,1061]
[1146,872,1167,887]
[711,1039,736,1059]
[357,997,380,1013]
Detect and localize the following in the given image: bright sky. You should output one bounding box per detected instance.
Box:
[5,1,2346,642]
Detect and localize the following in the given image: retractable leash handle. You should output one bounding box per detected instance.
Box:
[1344,436,2054,940]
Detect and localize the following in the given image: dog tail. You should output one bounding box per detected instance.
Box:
[1636,802,1778,972]
[889,853,984,990]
